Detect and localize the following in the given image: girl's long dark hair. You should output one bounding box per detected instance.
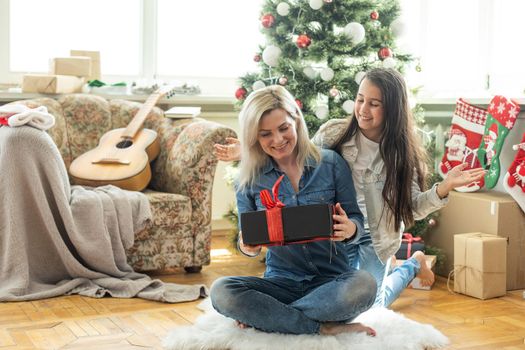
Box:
[333,68,428,231]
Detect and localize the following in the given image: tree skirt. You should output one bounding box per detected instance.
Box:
[163,299,449,350]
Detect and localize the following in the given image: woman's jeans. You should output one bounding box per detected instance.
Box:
[210,268,376,334]
[346,233,421,308]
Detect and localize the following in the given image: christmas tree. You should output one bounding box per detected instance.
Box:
[234,0,413,136]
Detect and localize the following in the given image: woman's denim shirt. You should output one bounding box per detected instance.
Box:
[236,148,365,282]
[313,119,448,263]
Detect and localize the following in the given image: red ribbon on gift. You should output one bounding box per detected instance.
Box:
[402,233,423,259]
[260,175,286,245]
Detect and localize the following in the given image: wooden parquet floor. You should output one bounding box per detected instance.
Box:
[1,235,524,349]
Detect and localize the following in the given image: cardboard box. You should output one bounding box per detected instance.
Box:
[22,74,84,94]
[395,255,436,290]
[453,233,507,299]
[240,204,334,246]
[50,56,92,77]
[70,50,100,80]
[426,191,525,290]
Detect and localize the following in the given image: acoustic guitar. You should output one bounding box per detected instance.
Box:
[68,85,176,191]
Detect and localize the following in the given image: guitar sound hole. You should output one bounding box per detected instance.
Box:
[116,140,133,149]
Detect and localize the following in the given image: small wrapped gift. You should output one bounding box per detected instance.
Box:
[453,232,506,299]
[395,233,425,259]
[240,175,334,246]
[22,74,84,94]
[50,56,92,77]
[71,50,101,80]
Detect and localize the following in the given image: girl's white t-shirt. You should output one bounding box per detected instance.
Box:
[348,132,380,229]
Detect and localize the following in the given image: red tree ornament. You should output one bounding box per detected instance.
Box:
[253,54,261,62]
[235,87,248,100]
[296,34,312,49]
[370,10,379,20]
[261,14,275,28]
[295,99,303,110]
[378,47,393,60]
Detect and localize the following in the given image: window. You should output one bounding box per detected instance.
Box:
[399,0,525,98]
[1,0,264,95]
[156,0,263,78]
[9,0,141,76]
[3,0,522,97]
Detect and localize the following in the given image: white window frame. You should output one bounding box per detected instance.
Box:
[0,0,243,96]
[1,0,521,98]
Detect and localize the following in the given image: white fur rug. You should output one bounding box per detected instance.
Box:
[163,299,449,350]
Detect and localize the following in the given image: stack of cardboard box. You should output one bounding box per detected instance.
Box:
[22,50,100,94]
[426,191,525,297]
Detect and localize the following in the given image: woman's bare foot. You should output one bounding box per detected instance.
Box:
[320,322,376,337]
[412,251,435,287]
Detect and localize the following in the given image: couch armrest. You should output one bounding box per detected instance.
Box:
[150,118,236,227]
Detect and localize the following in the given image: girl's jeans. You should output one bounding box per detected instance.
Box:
[346,233,421,308]
[210,268,376,334]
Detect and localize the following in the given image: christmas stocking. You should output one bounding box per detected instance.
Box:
[477,95,521,189]
[439,98,487,192]
[503,132,525,213]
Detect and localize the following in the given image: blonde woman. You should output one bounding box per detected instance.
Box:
[210,85,376,336]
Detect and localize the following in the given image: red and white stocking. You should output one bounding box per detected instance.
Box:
[439,98,487,192]
[503,132,525,213]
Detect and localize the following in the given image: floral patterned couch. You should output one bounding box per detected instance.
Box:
[9,94,236,272]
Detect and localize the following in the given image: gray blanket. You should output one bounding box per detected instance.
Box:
[0,126,207,302]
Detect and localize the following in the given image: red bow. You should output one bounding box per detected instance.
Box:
[260,175,286,245]
[0,116,10,126]
[402,233,423,259]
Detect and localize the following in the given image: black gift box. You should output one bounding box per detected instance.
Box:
[395,241,425,260]
[240,204,334,246]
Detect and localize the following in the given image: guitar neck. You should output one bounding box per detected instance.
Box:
[121,93,162,139]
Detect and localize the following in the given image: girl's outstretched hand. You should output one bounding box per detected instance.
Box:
[437,163,486,198]
[213,137,241,162]
[331,203,357,241]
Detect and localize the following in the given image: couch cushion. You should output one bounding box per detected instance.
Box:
[143,190,192,229]
[59,94,112,159]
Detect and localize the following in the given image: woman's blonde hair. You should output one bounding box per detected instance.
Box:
[237,85,320,189]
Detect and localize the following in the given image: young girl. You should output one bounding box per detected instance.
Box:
[213,69,484,308]
[312,68,485,306]
[210,85,377,336]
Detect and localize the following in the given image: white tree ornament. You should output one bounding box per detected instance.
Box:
[315,105,329,119]
[309,0,323,10]
[354,71,366,84]
[390,18,405,37]
[262,45,282,67]
[303,66,317,79]
[382,57,396,69]
[320,67,334,81]
[276,2,290,16]
[342,100,355,114]
[344,22,365,44]
[252,80,266,91]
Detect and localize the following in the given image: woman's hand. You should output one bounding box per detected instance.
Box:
[437,163,486,199]
[238,232,262,256]
[331,203,357,241]
[213,137,241,162]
